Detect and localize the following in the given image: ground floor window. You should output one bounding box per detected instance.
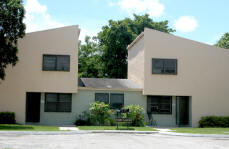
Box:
[147,96,172,114]
[110,94,124,109]
[94,93,124,109]
[95,93,109,104]
[45,93,72,112]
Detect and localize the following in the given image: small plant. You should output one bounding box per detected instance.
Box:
[75,111,91,126]
[89,101,113,126]
[0,112,16,124]
[124,105,145,127]
[199,116,229,128]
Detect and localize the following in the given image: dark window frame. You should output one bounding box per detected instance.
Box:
[110,93,124,110]
[45,93,72,112]
[43,54,70,71]
[94,93,124,110]
[147,96,172,114]
[95,93,109,104]
[152,58,177,75]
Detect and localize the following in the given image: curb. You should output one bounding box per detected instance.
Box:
[91,130,158,134]
[0,130,158,135]
[0,131,88,135]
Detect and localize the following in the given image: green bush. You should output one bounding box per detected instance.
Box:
[199,116,229,128]
[75,111,91,126]
[124,105,145,127]
[0,112,16,124]
[89,101,113,126]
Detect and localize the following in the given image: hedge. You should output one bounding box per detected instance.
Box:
[0,112,16,124]
[199,116,229,128]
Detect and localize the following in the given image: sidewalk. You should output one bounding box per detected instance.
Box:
[155,128,229,138]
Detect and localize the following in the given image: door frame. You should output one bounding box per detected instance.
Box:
[26,92,41,122]
[176,96,190,126]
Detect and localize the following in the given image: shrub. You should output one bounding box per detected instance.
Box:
[75,111,91,126]
[89,101,113,126]
[124,105,145,127]
[199,116,229,128]
[0,112,16,124]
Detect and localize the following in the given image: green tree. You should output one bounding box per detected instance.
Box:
[78,36,103,78]
[215,33,229,49]
[0,0,26,80]
[98,14,175,78]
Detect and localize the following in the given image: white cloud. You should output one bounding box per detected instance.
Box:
[79,28,98,42]
[24,0,47,13]
[174,16,198,33]
[24,0,66,33]
[117,0,164,17]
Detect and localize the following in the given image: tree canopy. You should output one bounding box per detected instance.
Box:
[98,14,175,78]
[215,33,229,49]
[78,36,103,78]
[0,0,26,80]
[79,14,175,78]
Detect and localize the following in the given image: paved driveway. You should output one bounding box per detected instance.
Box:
[0,133,229,149]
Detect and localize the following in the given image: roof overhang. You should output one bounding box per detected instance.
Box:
[78,87,143,92]
[127,32,144,50]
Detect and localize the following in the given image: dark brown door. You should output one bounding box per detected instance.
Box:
[26,93,41,122]
[176,96,189,126]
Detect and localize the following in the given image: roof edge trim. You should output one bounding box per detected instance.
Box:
[127,32,144,50]
[78,87,143,92]
[25,25,79,35]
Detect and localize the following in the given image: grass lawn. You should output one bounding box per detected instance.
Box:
[0,124,59,131]
[78,126,157,131]
[171,128,229,135]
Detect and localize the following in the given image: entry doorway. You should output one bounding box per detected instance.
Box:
[26,92,41,122]
[176,96,190,126]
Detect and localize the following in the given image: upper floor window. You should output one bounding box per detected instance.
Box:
[43,55,70,71]
[152,58,177,75]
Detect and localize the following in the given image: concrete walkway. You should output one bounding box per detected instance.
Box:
[59,126,79,131]
[155,128,229,138]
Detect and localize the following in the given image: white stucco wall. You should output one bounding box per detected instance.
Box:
[38,89,177,126]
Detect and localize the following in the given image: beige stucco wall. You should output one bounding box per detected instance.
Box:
[38,89,176,126]
[129,28,229,127]
[128,36,144,88]
[0,26,80,124]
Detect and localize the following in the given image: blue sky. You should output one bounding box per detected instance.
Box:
[24,0,229,45]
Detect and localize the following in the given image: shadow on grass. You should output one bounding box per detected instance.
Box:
[0,125,34,130]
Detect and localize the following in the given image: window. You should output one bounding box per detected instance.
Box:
[95,93,109,104]
[94,93,124,109]
[43,55,70,71]
[152,58,177,75]
[45,93,72,112]
[110,94,124,109]
[147,96,172,114]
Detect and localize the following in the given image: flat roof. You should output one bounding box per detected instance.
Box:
[78,78,141,90]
